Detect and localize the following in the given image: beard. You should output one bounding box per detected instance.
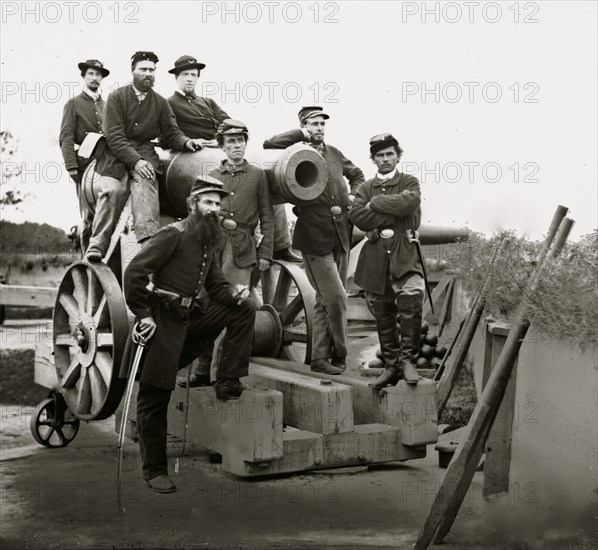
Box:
[187,210,225,252]
[132,73,154,92]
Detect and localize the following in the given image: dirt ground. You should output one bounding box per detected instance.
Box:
[1,322,593,549]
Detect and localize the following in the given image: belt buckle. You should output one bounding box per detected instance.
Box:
[330,205,342,215]
[380,229,395,239]
[222,218,237,230]
[180,297,193,308]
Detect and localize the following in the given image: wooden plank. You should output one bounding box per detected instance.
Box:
[347,295,375,321]
[250,359,438,448]
[483,323,517,497]
[422,273,451,320]
[382,380,438,447]
[167,385,284,463]
[224,424,426,477]
[0,285,57,308]
[248,364,354,435]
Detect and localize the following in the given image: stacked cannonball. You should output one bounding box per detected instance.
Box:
[367,320,448,370]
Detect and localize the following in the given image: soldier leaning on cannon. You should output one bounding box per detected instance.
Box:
[59,59,108,252]
[84,51,204,262]
[185,118,275,388]
[124,176,257,494]
[264,106,365,375]
[165,54,302,263]
[349,133,424,388]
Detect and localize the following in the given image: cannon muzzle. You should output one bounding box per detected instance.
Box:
[351,224,470,247]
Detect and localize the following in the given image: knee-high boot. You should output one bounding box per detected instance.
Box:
[396,292,423,385]
[369,301,402,390]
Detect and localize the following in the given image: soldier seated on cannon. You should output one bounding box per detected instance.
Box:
[164,53,302,262]
[349,133,424,388]
[124,175,257,494]
[59,58,109,252]
[84,51,204,262]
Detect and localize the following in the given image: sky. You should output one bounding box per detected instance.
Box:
[1,0,597,241]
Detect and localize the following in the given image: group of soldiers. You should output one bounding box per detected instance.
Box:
[59,51,425,494]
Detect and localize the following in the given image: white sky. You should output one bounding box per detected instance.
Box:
[1,0,596,240]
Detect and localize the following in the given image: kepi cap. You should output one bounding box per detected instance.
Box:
[131,51,159,69]
[298,106,330,123]
[190,174,228,198]
[369,132,400,155]
[217,118,249,135]
[168,55,206,75]
[78,59,109,77]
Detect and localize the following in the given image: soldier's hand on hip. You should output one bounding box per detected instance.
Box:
[232,284,250,305]
[69,169,80,185]
[137,316,157,340]
[185,139,202,152]
[134,159,155,179]
[257,259,271,272]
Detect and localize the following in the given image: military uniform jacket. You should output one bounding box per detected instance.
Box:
[96,84,190,179]
[166,92,229,140]
[263,129,364,255]
[349,171,423,296]
[124,217,236,389]
[209,160,275,267]
[59,92,105,172]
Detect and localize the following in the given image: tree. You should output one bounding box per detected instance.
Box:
[1,130,25,206]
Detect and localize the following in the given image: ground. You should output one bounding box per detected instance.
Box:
[0,320,588,550]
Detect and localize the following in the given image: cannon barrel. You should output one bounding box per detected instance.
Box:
[351,224,470,247]
[158,144,328,217]
[80,145,328,219]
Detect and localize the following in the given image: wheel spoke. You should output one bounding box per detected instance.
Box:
[95,350,113,386]
[93,295,108,327]
[53,426,66,446]
[279,294,304,325]
[96,332,114,348]
[71,267,88,314]
[282,328,307,343]
[272,269,293,311]
[76,368,92,415]
[88,366,106,414]
[39,427,56,443]
[59,293,80,323]
[61,356,82,389]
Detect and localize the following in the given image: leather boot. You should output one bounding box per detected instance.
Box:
[396,292,423,385]
[369,301,402,390]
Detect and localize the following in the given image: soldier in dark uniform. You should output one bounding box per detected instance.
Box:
[124,175,256,493]
[264,107,365,374]
[165,54,301,263]
[59,59,109,251]
[349,133,424,388]
[85,51,203,262]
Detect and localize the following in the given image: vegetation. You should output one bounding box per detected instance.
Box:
[448,230,598,349]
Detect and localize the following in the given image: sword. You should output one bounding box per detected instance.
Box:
[407,229,435,316]
[116,324,147,513]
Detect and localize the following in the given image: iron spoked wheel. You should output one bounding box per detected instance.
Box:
[53,261,129,421]
[267,260,315,364]
[30,395,80,448]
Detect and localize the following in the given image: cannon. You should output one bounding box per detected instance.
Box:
[31,145,466,471]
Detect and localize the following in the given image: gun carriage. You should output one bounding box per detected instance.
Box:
[29,144,469,477]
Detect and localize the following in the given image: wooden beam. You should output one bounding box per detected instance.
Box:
[248,364,354,435]
[0,284,57,308]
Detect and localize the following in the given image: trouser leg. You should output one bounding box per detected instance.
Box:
[129,171,160,243]
[136,382,171,480]
[88,173,129,254]
[273,204,291,251]
[180,299,257,380]
[302,250,348,362]
[393,275,425,384]
[75,171,93,252]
